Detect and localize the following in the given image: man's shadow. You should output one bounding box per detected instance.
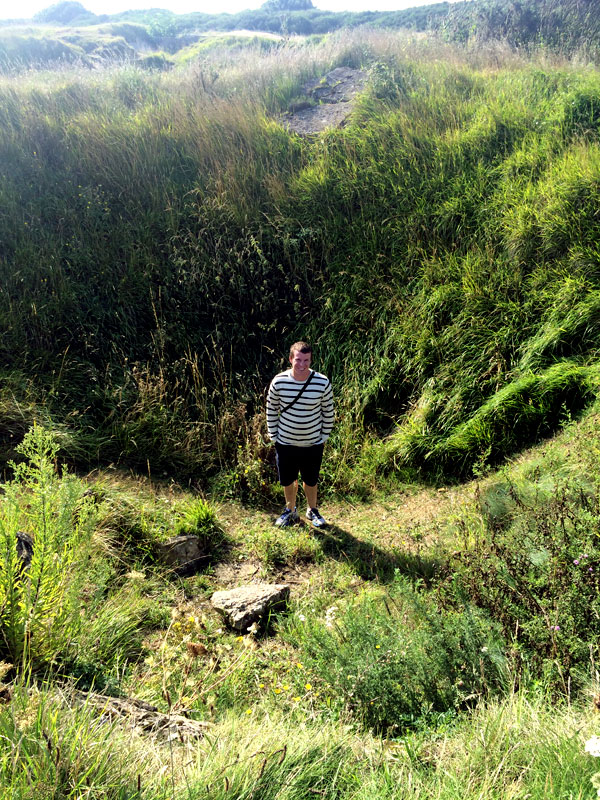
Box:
[310,522,440,584]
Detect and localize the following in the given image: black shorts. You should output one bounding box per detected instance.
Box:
[275,442,324,487]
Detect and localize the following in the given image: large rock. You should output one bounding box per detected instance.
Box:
[211,583,290,632]
[157,535,208,577]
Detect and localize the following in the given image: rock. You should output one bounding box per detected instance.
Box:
[77,690,212,741]
[157,535,209,577]
[0,685,12,704]
[16,531,33,571]
[210,583,290,632]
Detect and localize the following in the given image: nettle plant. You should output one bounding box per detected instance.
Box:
[0,426,96,670]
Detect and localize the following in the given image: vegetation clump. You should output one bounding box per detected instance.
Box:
[284,576,507,733]
[0,427,97,670]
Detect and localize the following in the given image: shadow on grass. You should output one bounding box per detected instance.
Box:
[314,522,441,583]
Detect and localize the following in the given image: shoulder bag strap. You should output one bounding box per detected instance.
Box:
[280,370,315,414]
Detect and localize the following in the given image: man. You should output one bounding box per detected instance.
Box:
[266,341,334,528]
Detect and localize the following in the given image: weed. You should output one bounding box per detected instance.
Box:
[0,426,97,671]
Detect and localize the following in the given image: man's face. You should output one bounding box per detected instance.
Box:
[290,349,312,378]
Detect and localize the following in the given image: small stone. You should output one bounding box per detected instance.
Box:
[16,531,33,571]
[157,535,208,576]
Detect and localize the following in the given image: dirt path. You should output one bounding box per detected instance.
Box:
[280,66,368,136]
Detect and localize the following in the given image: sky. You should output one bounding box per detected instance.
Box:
[0,0,440,22]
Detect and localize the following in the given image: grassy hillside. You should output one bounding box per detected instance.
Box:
[2,29,600,492]
[2,0,600,71]
[4,22,600,800]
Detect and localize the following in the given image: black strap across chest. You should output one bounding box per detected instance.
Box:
[280,370,315,414]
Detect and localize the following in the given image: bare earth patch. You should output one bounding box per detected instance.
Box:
[211,480,481,593]
[281,66,368,136]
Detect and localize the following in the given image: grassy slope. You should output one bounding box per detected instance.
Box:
[2,29,600,797]
[2,30,600,490]
[2,411,600,798]
[3,0,599,68]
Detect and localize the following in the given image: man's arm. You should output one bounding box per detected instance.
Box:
[320,381,334,443]
[266,379,280,442]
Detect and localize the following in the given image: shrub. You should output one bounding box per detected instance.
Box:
[447,464,600,688]
[33,1,95,24]
[284,575,507,733]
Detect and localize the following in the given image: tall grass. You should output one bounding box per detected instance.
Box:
[0,679,158,799]
[1,679,595,799]
[2,31,600,486]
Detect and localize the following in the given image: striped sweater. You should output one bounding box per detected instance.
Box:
[266,369,334,446]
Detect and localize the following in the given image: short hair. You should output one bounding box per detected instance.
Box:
[289,341,312,358]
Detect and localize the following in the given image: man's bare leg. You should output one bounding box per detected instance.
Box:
[284,480,299,510]
[303,482,318,510]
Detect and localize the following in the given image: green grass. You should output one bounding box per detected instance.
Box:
[3,27,600,797]
[1,677,598,799]
[3,32,600,486]
[2,404,600,795]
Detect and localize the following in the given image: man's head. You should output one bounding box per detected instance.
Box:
[289,341,312,359]
[289,341,312,379]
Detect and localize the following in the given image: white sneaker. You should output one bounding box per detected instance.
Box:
[306,507,327,528]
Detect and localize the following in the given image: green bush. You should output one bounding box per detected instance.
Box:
[446,462,600,687]
[284,575,507,733]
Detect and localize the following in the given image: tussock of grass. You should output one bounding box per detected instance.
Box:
[0,680,159,798]
[428,361,597,476]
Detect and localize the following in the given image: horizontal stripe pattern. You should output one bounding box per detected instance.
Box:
[266,369,334,446]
